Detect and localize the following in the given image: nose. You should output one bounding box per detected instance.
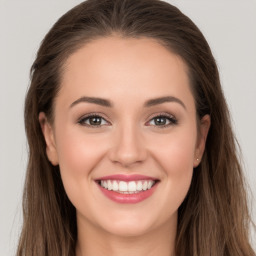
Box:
[108,122,147,168]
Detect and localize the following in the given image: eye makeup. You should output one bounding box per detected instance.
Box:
[146,112,178,128]
[77,111,178,129]
[78,113,110,127]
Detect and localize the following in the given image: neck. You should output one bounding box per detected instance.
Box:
[76,213,177,256]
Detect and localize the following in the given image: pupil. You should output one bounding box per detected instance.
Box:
[90,117,101,125]
[155,117,166,125]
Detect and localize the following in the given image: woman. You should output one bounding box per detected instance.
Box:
[17,0,255,255]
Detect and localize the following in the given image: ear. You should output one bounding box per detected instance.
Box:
[39,112,59,166]
[193,114,211,167]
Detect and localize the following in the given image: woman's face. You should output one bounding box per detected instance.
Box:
[40,37,210,237]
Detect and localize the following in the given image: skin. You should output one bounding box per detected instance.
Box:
[39,36,210,256]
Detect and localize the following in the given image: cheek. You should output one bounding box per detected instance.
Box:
[55,128,107,174]
[150,127,197,207]
[54,128,109,202]
[152,127,197,174]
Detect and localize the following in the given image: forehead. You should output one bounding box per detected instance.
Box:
[58,36,194,109]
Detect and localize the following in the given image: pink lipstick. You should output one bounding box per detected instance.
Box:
[95,174,159,204]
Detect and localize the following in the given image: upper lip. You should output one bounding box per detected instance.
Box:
[95,174,159,182]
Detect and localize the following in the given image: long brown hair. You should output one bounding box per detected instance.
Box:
[17,0,255,255]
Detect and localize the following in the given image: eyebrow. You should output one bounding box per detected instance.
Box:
[70,95,186,109]
[144,96,186,109]
[70,96,112,108]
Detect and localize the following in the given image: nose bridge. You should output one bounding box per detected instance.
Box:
[109,118,147,167]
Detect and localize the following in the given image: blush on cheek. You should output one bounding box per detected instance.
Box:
[157,140,196,174]
[56,131,107,173]
[56,134,110,208]
[154,134,195,203]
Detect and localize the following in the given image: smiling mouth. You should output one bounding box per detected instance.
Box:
[95,174,160,203]
[96,179,159,194]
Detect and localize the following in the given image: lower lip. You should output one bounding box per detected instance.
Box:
[97,182,159,204]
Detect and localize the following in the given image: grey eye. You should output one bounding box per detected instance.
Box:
[79,115,108,126]
[148,115,177,127]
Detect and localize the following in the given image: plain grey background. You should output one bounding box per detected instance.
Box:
[0,0,255,255]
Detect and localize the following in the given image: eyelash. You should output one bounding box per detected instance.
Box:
[78,113,110,127]
[146,113,178,128]
[78,112,178,128]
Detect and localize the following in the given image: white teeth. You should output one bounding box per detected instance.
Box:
[99,179,156,193]
[119,181,128,192]
[107,180,112,190]
[142,181,148,190]
[128,181,136,192]
[147,180,153,189]
[137,181,143,191]
[112,180,118,191]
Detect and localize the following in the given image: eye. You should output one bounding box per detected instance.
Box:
[78,114,109,127]
[147,114,177,127]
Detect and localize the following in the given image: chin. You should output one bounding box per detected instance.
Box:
[102,220,154,237]
[92,208,162,238]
